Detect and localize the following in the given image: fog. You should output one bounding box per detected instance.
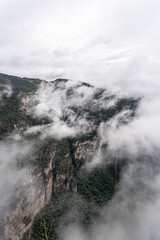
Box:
[23,76,160,239]
[0,85,12,101]
[1,0,160,239]
[0,0,160,86]
[0,134,32,212]
[26,80,117,139]
[62,155,160,240]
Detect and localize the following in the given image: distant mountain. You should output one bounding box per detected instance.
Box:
[0,73,41,93]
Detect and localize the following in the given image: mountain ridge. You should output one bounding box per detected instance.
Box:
[0,73,138,240]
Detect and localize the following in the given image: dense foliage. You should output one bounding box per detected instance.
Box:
[0,73,41,94]
[0,73,41,138]
[77,165,120,206]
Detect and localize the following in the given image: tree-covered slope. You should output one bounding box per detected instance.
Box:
[0,73,42,137]
[0,73,41,93]
[0,73,139,240]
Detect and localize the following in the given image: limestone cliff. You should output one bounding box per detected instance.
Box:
[0,139,78,240]
[0,74,138,239]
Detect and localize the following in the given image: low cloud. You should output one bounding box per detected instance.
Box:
[0,85,12,101]
[26,81,91,138]
[0,0,160,84]
[63,155,160,240]
[0,134,32,211]
[1,1,160,239]
[87,93,160,168]
[26,79,160,240]
[26,80,117,139]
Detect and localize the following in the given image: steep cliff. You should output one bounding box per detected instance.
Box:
[29,133,121,240]
[0,73,138,240]
[0,140,54,240]
[0,138,78,240]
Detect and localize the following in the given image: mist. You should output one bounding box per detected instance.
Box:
[1,0,160,239]
[0,0,160,85]
[22,75,160,240]
[59,80,160,239]
[0,134,32,212]
[26,80,117,139]
[0,85,12,101]
[23,66,160,240]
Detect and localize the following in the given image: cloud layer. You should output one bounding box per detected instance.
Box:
[0,134,32,211]
[26,80,117,139]
[1,1,160,239]
[0,0,160,88]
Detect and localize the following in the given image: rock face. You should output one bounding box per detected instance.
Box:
[0,152,53,239]
[0,133,99,240]
[73,136,98,167]
[0,74,138,239]
[0,139,78,240]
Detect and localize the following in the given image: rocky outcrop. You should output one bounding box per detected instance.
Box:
[72,136,98,167]
[0,96,100,240]
[0,138,79,240]
[53,173,77,193]
[0,152,54,240]
[21,96,30,111]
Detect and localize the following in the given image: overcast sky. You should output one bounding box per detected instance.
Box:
[0,0,160,90]
[1,2,160,238]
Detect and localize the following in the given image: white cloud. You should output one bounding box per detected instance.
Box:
[0,136,32,210]
[64,157,160,240]
[0,0,160,85]
[0,85,12,100]
[26,81,96,139]
[1,1,160,239]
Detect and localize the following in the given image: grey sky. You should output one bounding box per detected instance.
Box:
[1,2,160,238]
[0,0,160,88]
[1,0,160,159]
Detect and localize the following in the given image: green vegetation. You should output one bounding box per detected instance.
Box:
[33,138,56,169]
[0,93,27,136]
[0,73,42,138]
[0,73,41,94]
[54,139,73,174]
[28,136,121,240]
[76,165,120,206]
[0,73,136,240]
[29,193,98,240]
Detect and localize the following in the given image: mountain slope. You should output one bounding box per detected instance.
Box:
[0,73,138,240]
